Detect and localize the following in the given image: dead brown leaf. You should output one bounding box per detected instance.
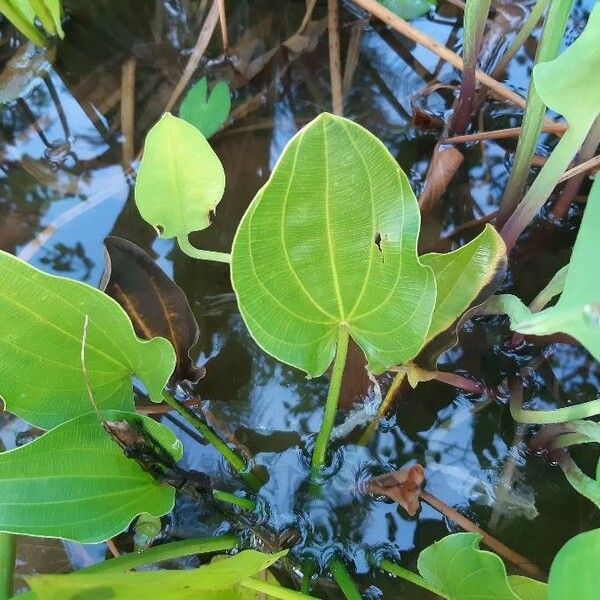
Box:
[367,464,425,516]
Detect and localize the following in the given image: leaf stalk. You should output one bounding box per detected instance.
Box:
[177,235,231,263]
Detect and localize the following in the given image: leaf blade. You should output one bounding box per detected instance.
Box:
[0,411,180,543]
[0,251,175,429]
[231,113,436,377]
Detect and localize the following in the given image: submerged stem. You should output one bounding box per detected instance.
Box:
[329,558,362,600]
[177,235,231,263]
[160,391,263,492]
[379,559,443,596]
[0,533,15,600]
[310,326,350,478]
[212,489,257,511]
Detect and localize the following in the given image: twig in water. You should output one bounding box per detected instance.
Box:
[120,57,137,168]
[297,0,319,35]
[342,20,364,98]
[327,0,343,116]
[351,0,531,111]
[217,0,229,52]
[106,539,121,558]
[164,0,220,113]
[419,489,546,580]
[445,122,567,144]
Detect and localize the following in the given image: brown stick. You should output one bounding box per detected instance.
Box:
[557,153,600,185]
[120,57,136,168]
[217,0,229,52]
[327,0,343,116]
[351,0,530,111]
[445,123,568,144]
[164,0,220,113]
[106,538,120,558]
[342,20,364,98]
[419,489,546,580]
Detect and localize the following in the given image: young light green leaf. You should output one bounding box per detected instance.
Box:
[420,224,506,343]
[508,576,548,600]
[548,528,600,600]
[0,411,181,543]
[135,113,227,259]
[417,533,544,599]
[0,0,46,46]
[180,77,231,139]
[377,0,436,20]
[26,549,287,599]
[489,177,600,362]
[231,113,436,377]
[29,0,64,37]
[501,3,600,249]
[0,251,175,430]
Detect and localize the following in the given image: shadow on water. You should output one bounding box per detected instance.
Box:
[1,0,599,596]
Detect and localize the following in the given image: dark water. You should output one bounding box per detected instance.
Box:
[1,1,599,597]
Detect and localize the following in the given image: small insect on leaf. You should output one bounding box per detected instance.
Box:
[101,237,203,383]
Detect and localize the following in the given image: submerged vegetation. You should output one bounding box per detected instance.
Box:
[0,0,599,598]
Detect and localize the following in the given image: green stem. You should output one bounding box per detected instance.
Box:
[0,533,15,600]
[212,489,257,511]
[491,0,549,79]
[177,235,231,263]
[300,557,316,595]
[501,126,586,250]
[310,326,350,479]
[496,0,574,228]
[329,558,361,600]
[511,392,600,424]
[379,559,444,596]
[161,391,263,492]
[241,577,318,599]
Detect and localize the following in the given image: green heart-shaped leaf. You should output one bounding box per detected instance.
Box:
[180,77,231,139]
[417,533,545,599]
[135,112,226,241]
[0,411,181,543]
[0,250,175,429]
[231,113,436,377]
[548,529,600,600]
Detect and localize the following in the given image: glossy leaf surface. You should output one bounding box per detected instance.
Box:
[102,237,202,383]
[26,549,285,599]
[417,533,545,599]
[232,113,436,377]
[0,251,175,429]
[135,113,225,239]
[378,0,436,20]
[548,528,600,599]
[0,411,181,543]
[489,177,600,361]
[180,77,231,138]
[421,224,506,342]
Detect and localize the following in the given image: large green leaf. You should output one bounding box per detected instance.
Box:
[417,533,545,599]
[180,77,231,139]
[487,177,600,362]
[25,550,287,599]
[135,113,226,249]
[548,528,600,600]
[0,251,175,429]
[231,113,436,377]
[0,411,181,543]
[421,224,506,343]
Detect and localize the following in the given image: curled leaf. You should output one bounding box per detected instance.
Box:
[367,464,425,516]
[101,236,202,383]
